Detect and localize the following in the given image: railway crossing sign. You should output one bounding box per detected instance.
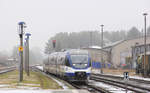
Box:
[124,72,129,80]
[18,46,23,51]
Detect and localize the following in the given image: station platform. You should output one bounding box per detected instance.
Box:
[0,89,90,93]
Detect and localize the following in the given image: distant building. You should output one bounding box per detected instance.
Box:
[104,36,150,68]
[83,36,150,68]
[82,46,111,64]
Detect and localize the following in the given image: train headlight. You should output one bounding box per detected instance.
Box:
[73,64,76,66]
[84,64,87,66]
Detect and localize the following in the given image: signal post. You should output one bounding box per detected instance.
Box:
[18,22,26,82]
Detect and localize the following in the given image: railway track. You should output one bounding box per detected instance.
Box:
[0,66,16,74]
[93,73,150,84]
[33,66,112,93]
[91,74,150,93]
[70,82,112,93]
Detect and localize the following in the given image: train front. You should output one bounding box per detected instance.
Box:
[65,50,91,82]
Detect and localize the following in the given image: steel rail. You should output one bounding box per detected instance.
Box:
[91,75,150,93]
[92,73,150,84]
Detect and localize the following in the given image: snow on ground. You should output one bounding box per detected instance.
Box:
[89,80,133,93]
[130,76,150,81]
[92,69,150,81]
[51,77,69,89]
[0,89,90,93]
[0,85,10,88]
[102,73,150,81]
[0,83,41,90]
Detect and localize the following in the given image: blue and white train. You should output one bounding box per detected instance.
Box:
[43,49,91,82]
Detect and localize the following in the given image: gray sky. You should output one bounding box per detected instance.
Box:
[0,0,149,53]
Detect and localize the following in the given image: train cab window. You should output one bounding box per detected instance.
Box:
[65,57,70,67]
[89,58,91,66]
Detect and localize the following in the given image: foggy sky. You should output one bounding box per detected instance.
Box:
[0,0,149,53]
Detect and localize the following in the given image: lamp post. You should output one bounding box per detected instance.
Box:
[18,22,26,82]
[90,31,93,46]
[143,13,148,77]
[25,33,31,76]
[101,25,104,74]
[24,39,27,73]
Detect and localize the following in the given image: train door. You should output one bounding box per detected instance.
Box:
[57,55,61,76]
[54,55,57,75]
[61,56,65,77]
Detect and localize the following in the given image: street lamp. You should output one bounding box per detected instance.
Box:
[18,22,26,82]
[100,24,104,74]
[25,33,31,76]
[143,13,148,77]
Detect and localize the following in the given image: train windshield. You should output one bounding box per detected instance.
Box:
[70,55,88,64]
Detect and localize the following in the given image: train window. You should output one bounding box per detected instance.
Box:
[61,57,65,65]
[49,56,52,65]
[60,57,63,64]
[57,57,61,65]
[54,57,57,63]
[61,57,63,61]
[51,57,54,62]
[58,57,61,64]
[51,56,55,65]
[65,57,70,67]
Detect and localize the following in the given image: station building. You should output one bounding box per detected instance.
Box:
[107,36,150,68]
[83,36,150,68]
[82,47,110,63]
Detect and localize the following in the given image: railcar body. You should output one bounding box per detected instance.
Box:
[43,49,91,82]
[136,54,150,75]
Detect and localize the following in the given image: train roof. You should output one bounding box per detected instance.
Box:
[65,49,88,55]
[49,49,89,56]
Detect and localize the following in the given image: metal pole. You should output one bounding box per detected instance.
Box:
[125,81,127,93]
[101,25,104,74]
[24,41,27,73]
[25,33,31,76]
[143,13,148,77]
[18,22,25,82]
[90,31,93,46]
[26,38,29,76]
[141,29,143,39]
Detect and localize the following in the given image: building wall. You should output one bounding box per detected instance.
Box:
[111,37,150,67]
[83,48,110,63]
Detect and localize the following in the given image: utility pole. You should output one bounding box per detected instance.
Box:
[25,33,31,76]
[18,22,26,82]
[101,25,104,74]
[90,31,93,46]
[143,13,148,77]
[24,41,27,74]
[141,29,144,39]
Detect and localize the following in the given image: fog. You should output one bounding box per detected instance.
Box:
[0,0,149,54]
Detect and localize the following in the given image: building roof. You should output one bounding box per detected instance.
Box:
[103,35,150,49]
[82,35,150,52]
[103,40,124,49]
[89,46,101,49]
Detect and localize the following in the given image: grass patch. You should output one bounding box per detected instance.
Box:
[0,70,62,89]
[35,72,62,89]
